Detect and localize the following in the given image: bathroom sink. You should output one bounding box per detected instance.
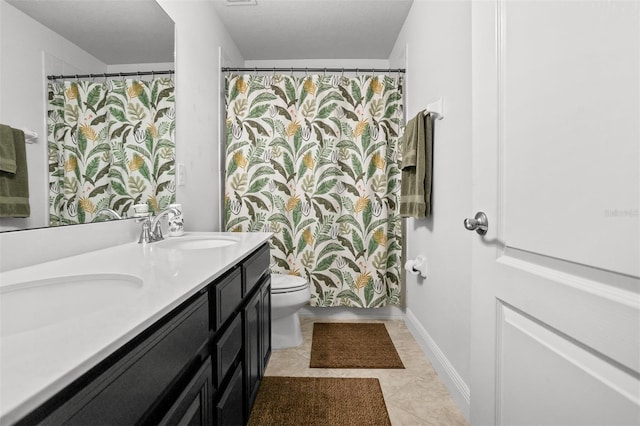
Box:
[0,273,142,337]
[155,236,239,250]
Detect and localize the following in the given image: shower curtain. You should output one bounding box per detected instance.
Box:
[224,73,403,308]
[48,78,175,225]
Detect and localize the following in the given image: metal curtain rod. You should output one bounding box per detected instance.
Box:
[47,70,174,81]
[221,67,405,74]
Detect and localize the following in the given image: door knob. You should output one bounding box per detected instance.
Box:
[464,212,488,235]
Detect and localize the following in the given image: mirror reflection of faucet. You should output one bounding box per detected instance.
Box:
[92,208,123,222]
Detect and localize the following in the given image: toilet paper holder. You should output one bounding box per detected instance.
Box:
[405,255,427,278]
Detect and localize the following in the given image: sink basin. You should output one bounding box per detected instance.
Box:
[0,273,142,337]
[156,236,238,250]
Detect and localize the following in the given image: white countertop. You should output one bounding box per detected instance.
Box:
[0,232,271,425]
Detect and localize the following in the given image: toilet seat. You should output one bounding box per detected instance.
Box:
[271,274,308,294]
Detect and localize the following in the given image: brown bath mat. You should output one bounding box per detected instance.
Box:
[310,322,404,369]
[248,376,391,426]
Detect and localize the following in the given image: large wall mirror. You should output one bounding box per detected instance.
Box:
[0,0,175,232]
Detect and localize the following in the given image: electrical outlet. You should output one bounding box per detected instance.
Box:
[177,163,186,186]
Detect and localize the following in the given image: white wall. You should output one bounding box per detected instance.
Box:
[0,0,106,232]
[107,62,175,78]
[389,0,472,419]
[157,0,244,232]
[244,59,389,70]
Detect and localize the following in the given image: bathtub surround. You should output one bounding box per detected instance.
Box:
[224,73,403,308]
[48,77,176,225]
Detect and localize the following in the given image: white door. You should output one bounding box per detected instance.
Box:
[470,1,640,425]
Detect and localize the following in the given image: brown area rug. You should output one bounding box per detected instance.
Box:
[247,376,391,426]
[310,322,404,369]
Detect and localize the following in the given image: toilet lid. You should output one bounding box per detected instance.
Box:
[271,274,308,293]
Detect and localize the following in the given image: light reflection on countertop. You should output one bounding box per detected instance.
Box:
[0,232,271,426]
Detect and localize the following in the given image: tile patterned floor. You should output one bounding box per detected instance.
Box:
[265,317,468,426]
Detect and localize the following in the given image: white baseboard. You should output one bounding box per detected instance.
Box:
[298,305,405,320]
[404,308,470,421]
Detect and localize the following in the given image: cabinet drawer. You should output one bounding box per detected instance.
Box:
[213,267,242,329]
[158,356,213,426]
[216,363,244,426]
[242,244,270,296]
[215,313,242,387]
[39,293,209,426]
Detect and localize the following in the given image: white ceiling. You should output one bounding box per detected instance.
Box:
[6,0,413,64]
[6,0,175,64]
[212,0,414,60]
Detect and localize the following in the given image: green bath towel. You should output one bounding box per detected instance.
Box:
[0,127,30,217]
[0,124,17,173]
[400,111,433,218]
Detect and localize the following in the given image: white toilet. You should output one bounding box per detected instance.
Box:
[270,274,310,349]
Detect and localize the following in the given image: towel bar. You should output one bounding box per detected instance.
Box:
[22,129,38,144]
[424,97,444,120]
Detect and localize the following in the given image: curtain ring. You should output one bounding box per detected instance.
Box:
[151,70,155,80]
[254,67,257,76]
[356,68,359,77]
[305,67,308,77]
[103,73,107,83]
[341,68,344,78]
[75,74,79,83]
[323,67,327,77]
[273,67,276,77]
[290,67,293,77]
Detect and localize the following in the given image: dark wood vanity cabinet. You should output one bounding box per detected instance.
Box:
[18,243,271,426]
[215,243,271,426]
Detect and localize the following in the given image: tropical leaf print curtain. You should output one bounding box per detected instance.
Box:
[224,73,403,308]
[48,78,175,225]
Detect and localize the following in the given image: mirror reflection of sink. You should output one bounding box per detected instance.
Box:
[0,274,142,337]
[155,236,239,250]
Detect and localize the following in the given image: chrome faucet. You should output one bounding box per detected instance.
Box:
[93,208,122,222]
[138,207,181,244]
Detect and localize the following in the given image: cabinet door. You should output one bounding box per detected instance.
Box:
[159,357,213,426]
[215,314,242,388]
[243,289,261,415]
[260,280,271,371]
[216,364,244,426]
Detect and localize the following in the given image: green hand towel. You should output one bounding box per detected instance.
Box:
[0,124,17,174]
[0,128,30,217]
[400,111,432,218]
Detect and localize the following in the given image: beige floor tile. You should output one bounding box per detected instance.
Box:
[264,317,468,426]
